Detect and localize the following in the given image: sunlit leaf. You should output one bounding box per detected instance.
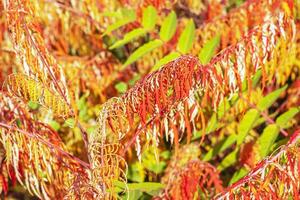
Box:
[123,39,163,67]
[177,19,195,54]
[276,107,299,127]
[103,9,136,35]
[203,135,236,161]
[49,120,60,131]
[237,109,259,145]
[115,82,128,93]
[151,52,180,71]
[159,11,177,42]
[142,6,157,30]
[257,85,287,110]
[229,167,249,185]
[217,149,238,171]
[109,28,147,49]
[257,107,299,158]
[257,124,279,158]
[28,101,39,110]
[198,35,220,64]
[63,118,75,128]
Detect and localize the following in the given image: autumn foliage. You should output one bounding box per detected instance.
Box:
[0,0,299,199]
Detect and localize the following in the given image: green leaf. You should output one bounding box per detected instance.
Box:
[129,74,141,86]
[142,152,166,174]
[257,85,287,110]
[49,120,60,131]
[16,119,22,128]
[159,11,177,42]
[77,93,90,122]
[115,82,128,93]
[151,52,180,71]
[123,39,163,67]
[198,35,220,64]
[109,28,147,49]
[199,99,230,135]
[128,162,145,183]
[87,126,97,135]
[28,101,39,110]
[115,180,164,192]
[257,107,299,158]
[237,109,259,145]
[103,9,136,35]
[276,107,299,127]
[192,70,262,141]
[124,190,143,200]
[251,70,262,88]
[63,118,75,128]
[236,85,286,142]
[270,138,289,152]
[217,149,238,171]
[127,182,164,191]
[229,167,248,185]
[257,124,279,158]
[192,97,231,140]
[142,6,157,30]
[177,19,195,54]
[216,86,289,170]
[160,150,171,159]
[203,135,236,161]
[76,93,89,110]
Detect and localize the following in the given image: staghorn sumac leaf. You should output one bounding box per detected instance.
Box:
[270,138,289,152]
[109,28,147,49]
[114,180,164,196]
[128,162,145,183]
[125,190,143,200]
[177,19,195,54]
[103,8,136,35]
[142,6,157,30]
[49,120,60,131]
[193,70,262,141]
[127,182,164,191]
[198,35,221,64]
[192,100,230,140]
[7,74,71,118]
[123,39,163,67]
[63,118,75,129]
[217,149,238,171]
[276,107,299,128]
[257,85,287,110]
[257,124,279,158]
[236,109,260,145]
[218,86,291,171]
[203,135,237,161]
[217,109,259,171]
[28,101,39,110]
[159,11,177,42]
[205,99,231,133]
[151,52,180,71]
[257,107,299,158]
[237,86,287,146]
[229,167,249,185]
[216,132,300,199]
[115,82,128,94]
